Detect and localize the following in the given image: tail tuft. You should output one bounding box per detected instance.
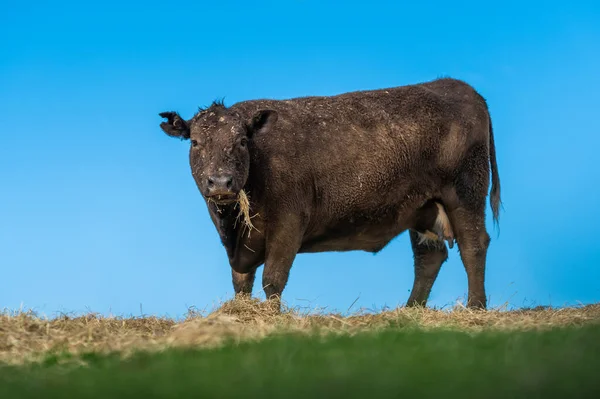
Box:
[488,114,502,229]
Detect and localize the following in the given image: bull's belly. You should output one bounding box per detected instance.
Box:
[298,192,429,254]
[299,237,398,254]
[299,223,408,254]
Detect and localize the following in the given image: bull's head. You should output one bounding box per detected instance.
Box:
[159,101,277,205]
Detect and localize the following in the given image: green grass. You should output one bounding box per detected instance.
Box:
[1,325,599,398]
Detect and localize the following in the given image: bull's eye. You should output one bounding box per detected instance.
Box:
[191,140,198,147]
[240,138,248,148]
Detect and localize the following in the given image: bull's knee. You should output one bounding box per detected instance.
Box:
[481,231,491,249]
[465,230,490,258]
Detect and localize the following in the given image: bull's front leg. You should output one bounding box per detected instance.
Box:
[262,213,305,312]
[232,267,256,298]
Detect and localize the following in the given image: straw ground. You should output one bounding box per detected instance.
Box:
[2,297,599,365]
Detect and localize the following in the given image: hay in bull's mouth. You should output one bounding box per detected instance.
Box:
[235,189,260,237]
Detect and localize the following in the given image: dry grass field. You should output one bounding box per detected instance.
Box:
[2,298,599,365]
[2,299,600,398]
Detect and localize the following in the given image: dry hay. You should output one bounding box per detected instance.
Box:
[1,298,600,365]
[235,189,259,237]
[205,190,257,236]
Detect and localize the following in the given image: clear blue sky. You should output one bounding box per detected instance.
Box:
[1,0,599,318]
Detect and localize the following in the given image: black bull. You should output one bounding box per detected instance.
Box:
[159,77,501,310]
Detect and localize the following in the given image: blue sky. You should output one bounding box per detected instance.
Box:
[1,0,599,318]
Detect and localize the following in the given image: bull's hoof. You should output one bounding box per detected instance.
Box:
[264,296,282,314]
[466,298,487,310]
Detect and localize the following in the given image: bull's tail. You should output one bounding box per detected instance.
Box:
[488,113,502,228]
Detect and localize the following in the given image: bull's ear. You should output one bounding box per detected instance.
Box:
[247,110,278,138]
[159,112,190,139]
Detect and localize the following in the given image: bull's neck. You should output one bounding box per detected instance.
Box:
[207,202,237,259]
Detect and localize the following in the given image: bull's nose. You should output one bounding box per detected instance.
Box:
[207,175,233,194]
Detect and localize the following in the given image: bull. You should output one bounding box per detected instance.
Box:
[159,77,501,310]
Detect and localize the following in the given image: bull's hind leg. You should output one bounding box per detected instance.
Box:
[446,144,492,309]
[232,268,256,298]
[406,230,449,307]
[447,207,490,309]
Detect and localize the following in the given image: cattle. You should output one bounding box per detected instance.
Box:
[159,77,501,310]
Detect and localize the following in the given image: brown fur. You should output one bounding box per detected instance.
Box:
[159,77,502,310]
